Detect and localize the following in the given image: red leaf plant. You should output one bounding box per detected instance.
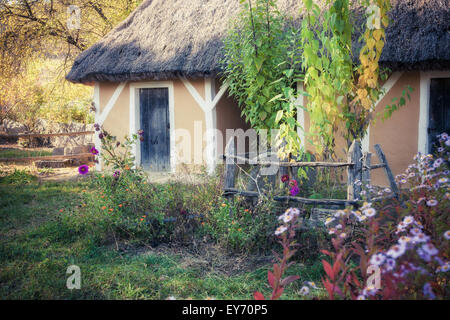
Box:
[254,208,302,300]
[319,135,450,300]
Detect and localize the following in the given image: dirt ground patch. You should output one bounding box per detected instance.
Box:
[116,242,274,277]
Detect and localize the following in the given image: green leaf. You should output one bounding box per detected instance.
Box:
[256,75,265,87]
[260,111,267,121]
[284,69,294,78]
[275,110,284,123]
[268,94,283,103]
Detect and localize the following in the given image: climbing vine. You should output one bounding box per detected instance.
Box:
[222,0,412,160]
[300,0,412,154]
[221,0,303,159]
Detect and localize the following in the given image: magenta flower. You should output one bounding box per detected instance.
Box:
[78,165,89,175]
[113,170,121,178]
[290,185,300,196]
[90,146,99,155]
[281,174,289,183]
[289,179,298,188]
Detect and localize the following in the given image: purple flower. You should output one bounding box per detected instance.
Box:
[113,170,121,178]
[78,165,89,175]
[423,283,436,300]
[433,158,444,168]
[290,185,300,196]
[90,146,99,155]
[384,258,396,271]
[98,133,104,140]
[138,129,144,136]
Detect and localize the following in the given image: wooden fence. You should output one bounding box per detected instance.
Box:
[0,131,94,139]
[0,131,95,163]
[222,139,399,209]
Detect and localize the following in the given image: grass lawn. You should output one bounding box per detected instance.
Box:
[0,179,326,300]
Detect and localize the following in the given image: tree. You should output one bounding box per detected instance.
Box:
[0,0,142,123]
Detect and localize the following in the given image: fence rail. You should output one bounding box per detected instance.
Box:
[222,154,354,168]
[0,153,93,163]
[222,138,399,211]
[0,130,95,164]
[0,131,95,139]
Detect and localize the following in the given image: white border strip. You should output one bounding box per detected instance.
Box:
[93,82,102,171]
[99,82,127,125]
[212,83,229,108]
[179,76,208,112]
[362,72,403,152]
[180,76,229,174]
[129,81,176,173]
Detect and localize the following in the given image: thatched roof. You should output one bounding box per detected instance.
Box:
[66,0,450,83]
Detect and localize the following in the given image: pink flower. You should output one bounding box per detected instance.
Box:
[90,146,99,155]
[78,165,89,175]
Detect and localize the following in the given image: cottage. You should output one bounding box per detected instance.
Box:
[67,0,450,185]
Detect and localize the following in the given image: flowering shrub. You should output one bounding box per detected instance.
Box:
[93,124,142,171]
[64,125,223,246]
[318,134,449,300]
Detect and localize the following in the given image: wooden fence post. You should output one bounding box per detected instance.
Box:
[374,144,399,198]
[362,152,372,201]
[224,138,237,190]
[224,138,237,217]
[347,140,362,201]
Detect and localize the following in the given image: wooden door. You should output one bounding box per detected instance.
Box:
[139,88,170,171]
[428,78,450,153]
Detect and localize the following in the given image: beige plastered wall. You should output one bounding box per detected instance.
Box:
[215,79,251,156]
[369,72,420,186]
[98,78,249,172]
[98,79,206,171]
[98,72,419,184]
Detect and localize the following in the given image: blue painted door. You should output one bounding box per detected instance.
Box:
[139,88,170,171]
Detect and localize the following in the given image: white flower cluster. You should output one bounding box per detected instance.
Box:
[274,208,300,236]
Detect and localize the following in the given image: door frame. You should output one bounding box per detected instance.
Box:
[419,71,450,154]
[129,81,175,172]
